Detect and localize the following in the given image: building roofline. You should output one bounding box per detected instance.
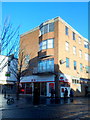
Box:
[20,16,89,42]
[20,26,39,37]
[56,17,88,42]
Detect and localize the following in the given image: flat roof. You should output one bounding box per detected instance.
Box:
[20,16,89,42]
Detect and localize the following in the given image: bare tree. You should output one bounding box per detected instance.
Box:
[0,17,27,100]
[9,48,27,100]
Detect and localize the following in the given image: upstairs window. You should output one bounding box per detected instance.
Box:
[72,32,75,40]
[42,40,47,50]
[65,26,68,35]
[80,63,83,72]
[66,57,70,68]
[40,22,54,35]
[73,46,76,55]
[79,50,82,58]
[38,59,54,72]
[65,41,69,51]
[47,39,54,48]
[49,23,54,32]
[39,42,42,51]
[84,41,89,49]
[85,53,88,61]
[85,66,90,73]
[44,24,48,34]
[73,61,77,70]
[39,38,54,51]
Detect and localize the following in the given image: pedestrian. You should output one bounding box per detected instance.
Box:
[85,86,88,97]
[4,89,6,98]
[70,89,74,102]
[70,89,74,98]
[64,88,68,99]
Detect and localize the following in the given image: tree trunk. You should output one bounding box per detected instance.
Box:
[16,82,20,100]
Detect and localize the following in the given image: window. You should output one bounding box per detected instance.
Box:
[39,42,42,51]
[44,24,48,34]
[42,40,47,50]
[73,46,76,55]
[72,79,80,84]
[80,63,83,72]
[49,23,54,32]
[65,42,69,51]
[85,66,90,73]
[84,41,89,49]
[25,55,30,64]
[39,38,54,51]
[47,39,54,48]
[72,32,75,40]
[66,58,69,68]
[73,61,77,70]
[65,26,68,35]
[40,22,54,35]
[47,59,54,71]
[43,60,47,71]
[40,27,44,35]
[85,53,88,61]
[79,50,82,58]
[79,37,82,44]
[38,59,54,72]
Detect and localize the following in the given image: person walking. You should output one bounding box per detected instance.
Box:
[70,89,74,97]
[70,89,74,102]
[85,86,88,97]
[64,88,68,99]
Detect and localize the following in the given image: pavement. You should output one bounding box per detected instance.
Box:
[0,94,90,120]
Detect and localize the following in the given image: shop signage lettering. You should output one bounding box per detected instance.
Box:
[31,79,36,82]
[59,74,69,82]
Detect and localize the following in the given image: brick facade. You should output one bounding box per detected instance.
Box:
[20,17,90,97]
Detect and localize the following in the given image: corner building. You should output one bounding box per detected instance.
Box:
[20,17,90,97]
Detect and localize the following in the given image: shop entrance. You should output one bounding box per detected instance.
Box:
[34,82,40,96]
[60,87,70,97]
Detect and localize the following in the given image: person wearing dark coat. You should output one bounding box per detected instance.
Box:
[70,89,74,97]
[64,88,68,99]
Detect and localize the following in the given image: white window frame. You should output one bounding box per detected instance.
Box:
[79,37,82,44]
[47,39,54,49]
[85,53,88,61]
[79,50,82,58]
[73,46,76,55]
[65,41,69,51]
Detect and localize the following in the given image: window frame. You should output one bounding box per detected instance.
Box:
[80,63,83,72]
[66,57,70,68]
[73,61,77,70]
[65,41,69,51]
[73,46,76,55]
[72,32,76,40]
[65,26,69,36]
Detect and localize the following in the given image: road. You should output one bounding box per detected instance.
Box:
[0,94,90,120]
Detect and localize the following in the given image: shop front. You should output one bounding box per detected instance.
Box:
[59,73,71,97]
[20,75,55,97]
